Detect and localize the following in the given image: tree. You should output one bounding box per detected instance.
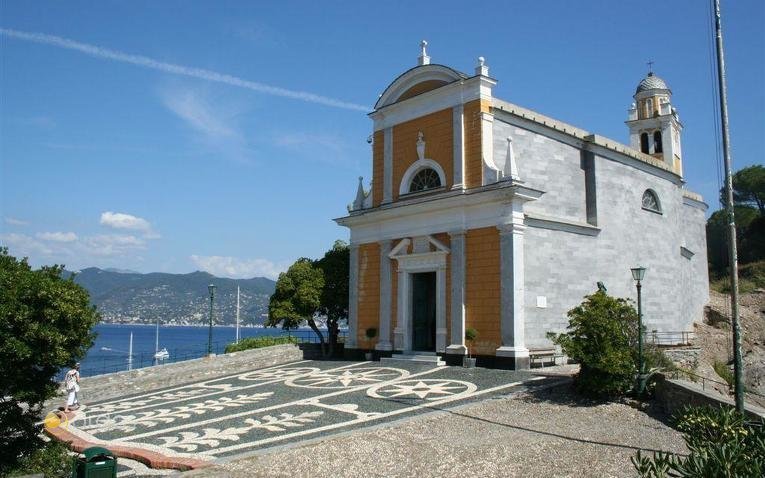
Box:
[721,164,765,215]
[548,290,639,397]
[0,248,100,474]
[316,240,349,356]
[706,206,760,276]
[266,258,326,349]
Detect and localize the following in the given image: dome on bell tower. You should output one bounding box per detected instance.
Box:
[635,72,670,95]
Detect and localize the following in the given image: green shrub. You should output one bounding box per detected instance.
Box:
[224,335,297,353]
[711,260,765,294]
[633,406,765,477]
[8,439,71,478]
[465,328,478,342]
[713,360,735,387]
[548,290,639,397]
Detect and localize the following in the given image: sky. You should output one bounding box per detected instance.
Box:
[1,0,763,280]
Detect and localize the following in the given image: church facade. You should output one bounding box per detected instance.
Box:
[335,43,709,369]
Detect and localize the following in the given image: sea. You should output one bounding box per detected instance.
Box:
[76,323,327,378]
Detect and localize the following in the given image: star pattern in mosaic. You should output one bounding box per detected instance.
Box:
[367,379,476,400]
[284,367,409,389]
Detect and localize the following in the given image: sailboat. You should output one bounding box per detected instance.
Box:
[153,319,170,361]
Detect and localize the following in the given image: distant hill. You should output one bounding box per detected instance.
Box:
[66,267,276,326]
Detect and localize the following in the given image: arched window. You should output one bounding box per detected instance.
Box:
[654,131,663,153]
[645,98,653,118]
[640,133,650,154]
[409,168,441,192]
[642,189,661,213]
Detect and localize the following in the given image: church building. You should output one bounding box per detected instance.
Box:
[335,43,709,369]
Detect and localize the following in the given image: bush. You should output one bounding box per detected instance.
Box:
[7,440,71,478]
[711,260,765,294]
[633,406,765,477]
[548,290,639,397]
[224,335,297,353]
[713,360,735,387]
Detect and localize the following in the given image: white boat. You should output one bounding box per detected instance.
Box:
[153,348,169,360]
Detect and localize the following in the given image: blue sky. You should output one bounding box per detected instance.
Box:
[1,0,763,279]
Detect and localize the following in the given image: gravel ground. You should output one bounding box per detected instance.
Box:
[187,381,687,478]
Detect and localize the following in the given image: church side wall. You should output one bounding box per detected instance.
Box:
[518,138,707,347]
[465,227,501,354]
[493,119,588,223]
[357,243,381,347]
[681,200,710,329]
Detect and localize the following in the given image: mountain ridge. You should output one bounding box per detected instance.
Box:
[67,267,276,326]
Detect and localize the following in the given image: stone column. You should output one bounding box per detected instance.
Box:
[394,268,410,352]
[383,127,393,203]
[446,230,467,356]
[452,105,464,189]
[436,265,447,353]
[376,240,393,351]
[496,222,530,369]
[347,244,359,349]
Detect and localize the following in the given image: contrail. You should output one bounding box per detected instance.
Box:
[0,28,370,112]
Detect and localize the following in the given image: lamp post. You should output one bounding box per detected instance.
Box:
[208,284,216,356]
[631,266,646,394]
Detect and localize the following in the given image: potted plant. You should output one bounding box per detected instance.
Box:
[364,327,377,361]
[463,328,478,368]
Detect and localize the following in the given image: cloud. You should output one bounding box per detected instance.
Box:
[3,216,29,226]
[36,231,78,242]
[190,254,288,280]
[0,233,54,256]
[0,28,369,112]
[162,89,237,139]
[100,211,157,237]
[83,234,147,257]
[160,86,254,162]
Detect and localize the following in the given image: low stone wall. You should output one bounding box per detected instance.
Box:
[54,344,304,405]
[654,373,765,420]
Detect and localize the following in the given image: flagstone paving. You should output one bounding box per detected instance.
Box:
[58,359,559,468]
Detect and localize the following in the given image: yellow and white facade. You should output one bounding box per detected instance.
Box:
[336,43,709,369]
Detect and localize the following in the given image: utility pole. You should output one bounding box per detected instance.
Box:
[714,0,744,413]
[236,285,240,344]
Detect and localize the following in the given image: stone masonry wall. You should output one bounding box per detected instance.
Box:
[493,115,709,349]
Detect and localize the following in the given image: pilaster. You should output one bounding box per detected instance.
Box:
[347,244,359,348]
[394,269,410,352]
[436,265,447,353]
[376,240,393,351]
[446,230,467,355]
[452,104,464,189]
[496,221,529,369]
[383,127,393,203]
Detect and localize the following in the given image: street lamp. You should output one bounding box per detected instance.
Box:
[208,284,216,356]
[631,266,647,394]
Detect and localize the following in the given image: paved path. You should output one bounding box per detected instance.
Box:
[58,359,558,468]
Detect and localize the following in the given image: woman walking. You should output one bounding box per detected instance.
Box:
[63,363,80,413]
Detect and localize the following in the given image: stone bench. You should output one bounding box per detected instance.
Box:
[528,348,563,368]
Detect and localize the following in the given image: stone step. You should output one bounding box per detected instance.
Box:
[381,353,446,366]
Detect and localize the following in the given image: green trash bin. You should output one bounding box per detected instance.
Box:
[71,446,117,478]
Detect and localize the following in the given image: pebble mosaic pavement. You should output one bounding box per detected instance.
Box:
[62,360,560,466]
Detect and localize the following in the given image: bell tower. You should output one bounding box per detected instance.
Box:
[626,68,683,176]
